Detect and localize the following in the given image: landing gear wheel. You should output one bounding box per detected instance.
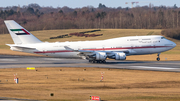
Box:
[157,57,160,61]
[102,60,106,63]
[89,60,106,63]
[156,53,161,61]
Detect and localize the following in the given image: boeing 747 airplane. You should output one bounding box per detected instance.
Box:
[4,20,176,63]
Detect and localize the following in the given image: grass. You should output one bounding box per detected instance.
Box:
[0,29,179,60]
[0,29,180,101]
[1,67,180,101]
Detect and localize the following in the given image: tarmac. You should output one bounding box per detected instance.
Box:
[0,55,180,72]
[0,97,40,101]
[0,54,180,100]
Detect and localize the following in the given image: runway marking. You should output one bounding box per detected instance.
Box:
[43,58,63,60]
[0,59,16,61]
[130,66,177,70]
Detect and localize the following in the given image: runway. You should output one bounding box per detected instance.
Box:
[0,55,180,72]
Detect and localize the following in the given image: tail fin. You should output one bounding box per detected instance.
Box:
[4,20,42,44]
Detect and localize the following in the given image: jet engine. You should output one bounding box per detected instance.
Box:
[108,52,126,60]
[114,52,126,60]
[95,52,107,60]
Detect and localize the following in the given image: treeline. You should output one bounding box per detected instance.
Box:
[161,29,180,40]
[1,3,180,34]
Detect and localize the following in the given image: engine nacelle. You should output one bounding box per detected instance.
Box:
[95,52,107,60]
[114,52,126,60]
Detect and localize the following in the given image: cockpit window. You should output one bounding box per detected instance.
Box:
[161,37,166,39]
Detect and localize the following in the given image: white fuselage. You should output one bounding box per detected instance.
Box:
[10,35,176,59]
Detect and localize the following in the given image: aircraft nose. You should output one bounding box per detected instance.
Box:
[166,40,176,49]
[170,41,176,48]
[173,42,176,48]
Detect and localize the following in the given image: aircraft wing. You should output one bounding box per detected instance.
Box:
[64,46,129,53]
[64,46,128,60]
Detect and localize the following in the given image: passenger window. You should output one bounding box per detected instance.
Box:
[161,37,166,39]
[130,39,138,41]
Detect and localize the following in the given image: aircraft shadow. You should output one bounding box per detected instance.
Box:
[104,61,147,64]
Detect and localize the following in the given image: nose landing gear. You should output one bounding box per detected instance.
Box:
[157,53,160,61]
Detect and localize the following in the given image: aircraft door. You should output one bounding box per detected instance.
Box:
[102,45,105,51]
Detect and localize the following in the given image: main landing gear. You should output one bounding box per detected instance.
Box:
[156,53,160,61]
[89,60,106,63]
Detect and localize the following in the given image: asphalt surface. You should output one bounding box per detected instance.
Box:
[0,55,180,72]
[0,97,40,101]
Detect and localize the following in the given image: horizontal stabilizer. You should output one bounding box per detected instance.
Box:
[6,44,36,50]
[12,46,36,50]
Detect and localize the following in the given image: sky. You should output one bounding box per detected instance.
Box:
[0,0,180,8]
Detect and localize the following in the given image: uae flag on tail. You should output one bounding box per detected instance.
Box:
[10,29,30,35]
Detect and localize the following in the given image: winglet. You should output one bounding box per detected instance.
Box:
[64,46,79,52]
[64,46,73,50]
